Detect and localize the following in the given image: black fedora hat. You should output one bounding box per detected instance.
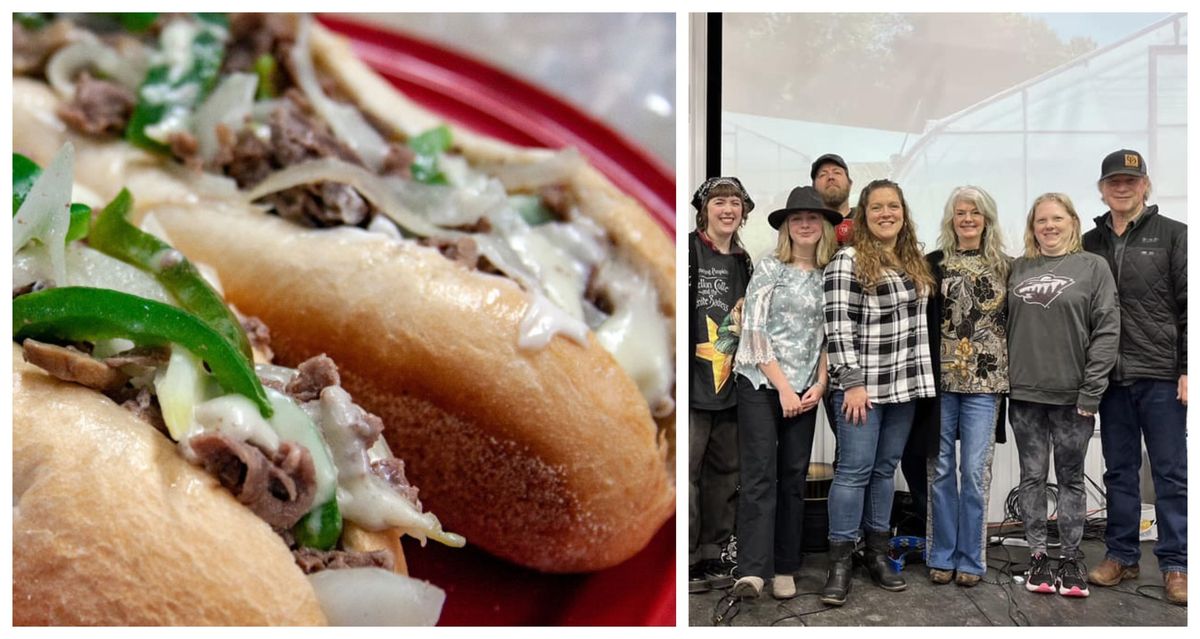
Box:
[767,186,844,230]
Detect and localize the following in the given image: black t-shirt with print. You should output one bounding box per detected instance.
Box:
[689,231,751,410]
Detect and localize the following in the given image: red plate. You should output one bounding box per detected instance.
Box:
[318,15,677,627]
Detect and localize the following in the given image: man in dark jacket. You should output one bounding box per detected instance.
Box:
[1082,149,1187,605]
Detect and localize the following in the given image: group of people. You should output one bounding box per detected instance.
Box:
[688,149,1186,608]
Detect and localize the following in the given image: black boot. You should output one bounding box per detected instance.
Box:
[863,530,906,591]
[821,540,855,605]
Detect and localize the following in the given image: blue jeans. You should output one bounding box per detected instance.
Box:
[827,390,916,541]
[1099,380,1188,573]
[927,393,999,576]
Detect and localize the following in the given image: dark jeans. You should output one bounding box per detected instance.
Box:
[735,378,817,578]
[1009,399,1093,559]
[689,406,739,565]
[1099,380,1188,573]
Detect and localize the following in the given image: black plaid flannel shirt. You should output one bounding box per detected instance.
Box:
[823,247,936,404]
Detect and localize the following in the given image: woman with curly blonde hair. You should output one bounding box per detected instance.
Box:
[820,179,936,605]
[924,186,1012,588]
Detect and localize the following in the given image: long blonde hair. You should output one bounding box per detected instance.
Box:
[1024,193,1084,258]
[774,213,838,267]
[851,179,934,295]
[937,185,1010,283]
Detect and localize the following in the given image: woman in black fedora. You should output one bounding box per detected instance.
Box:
[729,186,842,600]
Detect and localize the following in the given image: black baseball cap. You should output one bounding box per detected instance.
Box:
[1099,149,1148,181]
[810,153,849,180]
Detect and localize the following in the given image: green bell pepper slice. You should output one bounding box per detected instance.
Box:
[409,125,453,185]
[13,286,272,418]
[88,188,254,360]
[126,16,228,154]
[293,500,343,551]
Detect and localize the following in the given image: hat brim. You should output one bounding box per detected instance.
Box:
[767,207,844,230]
[1100,168,1147,182]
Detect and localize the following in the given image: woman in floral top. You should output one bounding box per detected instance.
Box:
[728,186,842,601]
[924,186,1011,588]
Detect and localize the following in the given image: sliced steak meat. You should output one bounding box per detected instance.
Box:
[13,280,50,298]
[371,458,421,506]
[285,354,341,403]
[22,339,128,393]
[117,386,169,436]
[270,90,361,166]
[221,13,299,93]
[419,236,480,270]
[13,19,76,76]
[56,72,137,137]
[239,314,274,362]
[379,142,415,179]
[266,182,369,227]
[189,433,317,530]
[292,547,394,575]
[538,184,576,222]
[103,345,171,381]
[168,131,202,171]
[212,124,274,188]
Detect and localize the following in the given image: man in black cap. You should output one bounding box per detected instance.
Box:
[1082,149,1187,605]
[810,153,853,218]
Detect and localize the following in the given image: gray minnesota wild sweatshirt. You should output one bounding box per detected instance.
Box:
[1007,251,1120,412]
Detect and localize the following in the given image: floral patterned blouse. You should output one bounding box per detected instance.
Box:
[939,249,1009,393]
[733,254,825,391]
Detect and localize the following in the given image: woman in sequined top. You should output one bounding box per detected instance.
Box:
[727,186,841,601]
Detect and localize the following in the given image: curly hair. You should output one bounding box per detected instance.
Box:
[937,185,1010,284]
[851,179,934,295]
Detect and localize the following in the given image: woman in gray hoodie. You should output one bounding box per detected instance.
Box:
[1007,193,1119,600]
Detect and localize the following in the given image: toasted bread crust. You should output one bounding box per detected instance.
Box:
[12,350,327,626]
[145,206,674,571]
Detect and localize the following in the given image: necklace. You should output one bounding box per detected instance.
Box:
[1039,252,1071,275]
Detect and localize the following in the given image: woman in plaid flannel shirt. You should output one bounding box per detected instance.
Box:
[820,179,937,605]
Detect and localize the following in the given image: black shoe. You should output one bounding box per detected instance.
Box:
[1056,557,1091,598]
[688,562,711,594]
[1025,552,1055,594]
[864,531,906,591]
[704,558,736,590]
[821,540,856,606]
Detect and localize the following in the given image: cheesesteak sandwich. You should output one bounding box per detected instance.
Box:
[12,12,675,572]
[12,144,462,625]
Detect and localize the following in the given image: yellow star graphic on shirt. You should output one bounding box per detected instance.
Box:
[696,316,733,393]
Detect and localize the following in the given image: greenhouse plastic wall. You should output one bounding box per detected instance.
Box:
[713,13,1187,523]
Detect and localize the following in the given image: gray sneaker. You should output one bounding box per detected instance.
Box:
[732,576,764,599]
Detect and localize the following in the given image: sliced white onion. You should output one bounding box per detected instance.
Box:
[307,567,445,626]
[45,36,149,98]
[13,143,74,287]
[192,72,258,163]
[63,244,172,303]
[13,244,170,303]
[476,148,586,191]
[293,16,389,172]
[244,157,441,238]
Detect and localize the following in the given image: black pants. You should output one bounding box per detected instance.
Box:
[689,406,739,565]
[735,376,818,578]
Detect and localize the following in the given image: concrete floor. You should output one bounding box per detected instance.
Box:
[690,539,1186,626]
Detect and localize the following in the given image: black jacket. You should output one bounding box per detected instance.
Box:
[1082,205,1187,382]
[910,250,1007,458]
